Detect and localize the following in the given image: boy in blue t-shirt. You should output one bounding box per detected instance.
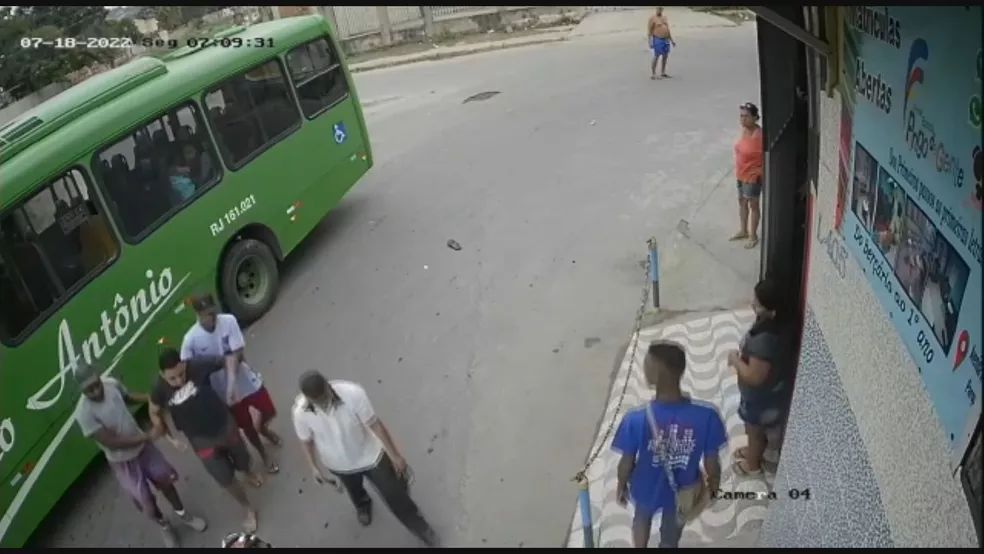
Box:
[611,340,727,548]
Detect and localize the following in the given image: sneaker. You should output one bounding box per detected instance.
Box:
[176,511,208,532]
[160,523,179,548]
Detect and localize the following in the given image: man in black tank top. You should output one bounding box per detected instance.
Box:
[150,348,264,534]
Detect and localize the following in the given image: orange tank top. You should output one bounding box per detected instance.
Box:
[734,128,763,184]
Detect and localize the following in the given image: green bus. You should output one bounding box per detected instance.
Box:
[0,15,372,547]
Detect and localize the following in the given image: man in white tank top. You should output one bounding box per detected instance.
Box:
[181,293,282,474]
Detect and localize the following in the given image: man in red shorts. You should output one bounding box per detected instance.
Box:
[181,293,282,474]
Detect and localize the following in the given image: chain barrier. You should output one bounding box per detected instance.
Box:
[572,237,656,485]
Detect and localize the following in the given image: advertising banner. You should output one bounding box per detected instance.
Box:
[838,6,982,464]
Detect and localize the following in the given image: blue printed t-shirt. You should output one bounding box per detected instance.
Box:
[611,399,727,515]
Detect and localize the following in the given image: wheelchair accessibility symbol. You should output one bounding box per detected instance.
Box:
[333,122,347,145]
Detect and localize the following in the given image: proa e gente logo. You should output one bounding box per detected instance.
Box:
[903,39,966,190]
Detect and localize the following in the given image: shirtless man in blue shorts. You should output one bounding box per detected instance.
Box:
[647,7,677,80]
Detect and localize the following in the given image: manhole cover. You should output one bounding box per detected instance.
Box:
[463,91,501,104]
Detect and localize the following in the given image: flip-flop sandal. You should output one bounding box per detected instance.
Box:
[732,447,750,460]
[266,462,280,474]
[732,459,763,477]
[730,232,749,241]
[745,238,760,249]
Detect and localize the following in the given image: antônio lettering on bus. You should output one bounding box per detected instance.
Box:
[25,267,186,412]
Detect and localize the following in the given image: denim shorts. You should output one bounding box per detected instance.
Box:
[738,396,785,428]
[737,179,762,199]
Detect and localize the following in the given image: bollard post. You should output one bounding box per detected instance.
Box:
[648,238,660,310]
[577,474,595,548]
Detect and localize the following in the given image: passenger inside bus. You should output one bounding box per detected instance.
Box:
[213,98,260,164]
[207,107,235,162]
[205,65,300,167]
[0,255,44,340]
[99,112,214,238]
[123,148,170,235]
[180,142,217,186]
[167,151,198,202]
[0,218,57,338]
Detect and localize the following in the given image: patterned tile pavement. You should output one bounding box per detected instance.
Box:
[567,309,783,548]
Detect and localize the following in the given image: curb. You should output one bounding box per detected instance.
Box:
[349,33,570,74]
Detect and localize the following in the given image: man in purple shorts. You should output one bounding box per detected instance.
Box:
[647,7,677,80]
[74,363,207,547]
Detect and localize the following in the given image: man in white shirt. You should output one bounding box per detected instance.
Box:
[180,293,282,474]
[292,371,439,547]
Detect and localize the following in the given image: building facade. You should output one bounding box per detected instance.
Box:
[755,6,981,548]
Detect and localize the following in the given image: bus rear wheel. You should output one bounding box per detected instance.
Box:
[220,238,280,325]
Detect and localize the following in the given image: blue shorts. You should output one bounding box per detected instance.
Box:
[651,37,671,57]
[737,179,762,199]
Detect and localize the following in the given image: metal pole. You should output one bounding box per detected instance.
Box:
[648,238,660,310]
[577,474,595,548]
[376,6,393,46]
[421,6,435,38]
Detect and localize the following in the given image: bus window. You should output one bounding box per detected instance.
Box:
[285,37,348,118]
[0,169,118,344]
[94,103,220,241]
[204,59,301,169]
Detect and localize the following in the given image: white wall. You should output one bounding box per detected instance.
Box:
[0,82,70,127]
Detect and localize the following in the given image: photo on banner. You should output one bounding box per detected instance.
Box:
[839,6,982,465]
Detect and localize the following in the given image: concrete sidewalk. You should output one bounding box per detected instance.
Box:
[348,27,574,73]
[566,309,780,548]
[562,163,768,546]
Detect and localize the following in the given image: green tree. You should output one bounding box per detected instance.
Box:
[0,6,144,100]
[153,6,224,31]
[153,6,184,31]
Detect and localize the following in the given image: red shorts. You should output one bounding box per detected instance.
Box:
[231,386,277,431]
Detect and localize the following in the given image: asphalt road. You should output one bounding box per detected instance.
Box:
[35,17,759,548]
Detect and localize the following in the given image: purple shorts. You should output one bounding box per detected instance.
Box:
[109,443,178,513]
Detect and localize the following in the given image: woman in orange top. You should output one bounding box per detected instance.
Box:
[732,102,764,249]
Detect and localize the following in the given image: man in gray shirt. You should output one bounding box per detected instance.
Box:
[74,363,207,547]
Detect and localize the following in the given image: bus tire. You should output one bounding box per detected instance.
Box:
[220,238,280,325]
